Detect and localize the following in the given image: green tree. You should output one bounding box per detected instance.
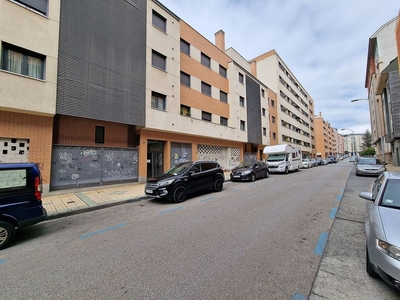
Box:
[360,147,376,157]
[360,129,372,151]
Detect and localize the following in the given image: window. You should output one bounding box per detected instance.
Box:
[239,72,244,84]
[263,127,266,136]
[239,96,245,107]
[220,117,228,126]
[262,108,266,116]
[180,105,191,116]
[152,10,166,32]
[220,91,228,103]
[152,50,166,70]
[201,53,211,68]
[261,89,265,98]
[151,92,166,110]
[271,100,275,107]
[201,82,211,96]
[180,72,190,87]
[272,132,276,140]
[219,65,227,77]
[202,111,212,122]
[180,39,190,55]
[95,126,105,144]
[272,116,276,123]
[1,42,45,79]
[240,120,246,131]
[14,0,48,15]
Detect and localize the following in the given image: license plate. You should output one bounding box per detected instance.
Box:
[233,175,240,178]
[145,189,153,194]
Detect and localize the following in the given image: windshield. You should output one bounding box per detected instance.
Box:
[267,154,285,162]
[236,162,253,168]
[381,179,400,209]
[164,162,192,175]
[357,158,382,165]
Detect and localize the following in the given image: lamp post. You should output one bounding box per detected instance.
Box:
[340,128,356,156]
[350,98,369,103]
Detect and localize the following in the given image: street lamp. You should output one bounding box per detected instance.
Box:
[340,128,356,156]
[350,98,369,103]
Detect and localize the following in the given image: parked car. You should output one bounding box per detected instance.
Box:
[316,158,324,166]
[145,161,224,203]
[359,172,400,292]
[328,156,337,164]
[310,159,317,167]
[349,156,357,163]
[302,159,311,169]
[0,163,47,250]
[230,161,269,182]
[356,157,386,176]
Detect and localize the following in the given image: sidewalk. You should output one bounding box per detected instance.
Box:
[42,172,232,220]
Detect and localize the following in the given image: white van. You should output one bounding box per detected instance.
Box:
[263,144,302,174]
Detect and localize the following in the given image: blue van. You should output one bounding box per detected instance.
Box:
[0,163,47,249]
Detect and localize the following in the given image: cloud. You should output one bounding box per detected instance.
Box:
[159,0,399,134]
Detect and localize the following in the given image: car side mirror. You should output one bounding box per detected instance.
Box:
[359,191,374,201]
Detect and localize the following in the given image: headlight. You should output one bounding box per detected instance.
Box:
[242,170,251,175]
[158,179,175,187]
[376,239,400,261]
[357,165,364,171]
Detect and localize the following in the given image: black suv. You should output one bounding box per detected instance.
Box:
[145,161,224,202]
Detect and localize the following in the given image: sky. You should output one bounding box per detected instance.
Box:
[158,0,399,135]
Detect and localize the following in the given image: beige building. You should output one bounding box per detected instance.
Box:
[250,50,315,158]
[314,113,338,158]
[0,0,60,191]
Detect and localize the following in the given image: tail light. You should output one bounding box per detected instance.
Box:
[34,176,42,200]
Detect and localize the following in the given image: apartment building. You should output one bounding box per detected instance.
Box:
[0,0,60,192]
[250,50,315,158]
[365,17,398,164]
[51,0,146,190]
[314,113,338,158]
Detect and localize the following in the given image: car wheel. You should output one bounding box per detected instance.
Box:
[0,221,16,250]
[213,177,224,192]
[250,173,256,182]
[172,185,187,203]
[265,170,269,178]
[366,246,378,277]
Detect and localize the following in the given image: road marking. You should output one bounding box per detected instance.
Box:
[79,223,126,239]
[329,207,338,219]
[314,232,328,256]
[200,196,215,202]
[292,293,307,300]
[0,258,7,264]
[159,206,183,215]
[336,194,342,202]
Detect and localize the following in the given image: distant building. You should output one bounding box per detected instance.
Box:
[314,113,338,158]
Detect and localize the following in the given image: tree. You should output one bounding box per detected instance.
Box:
[360,147,375,157]
[360,129,373,151]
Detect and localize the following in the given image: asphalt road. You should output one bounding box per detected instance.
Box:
[0,162,393,299]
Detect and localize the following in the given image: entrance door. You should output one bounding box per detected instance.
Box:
[147,141,164,178]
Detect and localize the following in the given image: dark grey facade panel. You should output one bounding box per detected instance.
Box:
[388,71,400,139]
[57,0,146,126]
[245,76,262,144]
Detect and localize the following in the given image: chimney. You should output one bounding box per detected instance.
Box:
[215,30,225,51]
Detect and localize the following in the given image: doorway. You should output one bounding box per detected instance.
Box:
[147,140,164,178]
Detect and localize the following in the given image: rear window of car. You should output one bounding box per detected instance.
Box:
[0,168,29,193]
[201,162,218,170]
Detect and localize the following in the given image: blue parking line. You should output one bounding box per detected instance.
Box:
[314,231,328,256]
[292,293,307,300]
[200,196,215,203]
[0,258,7,264]
[159,206,183,215]
[336,194,342,202]
[79,223,126,239]
[329,207,338,219]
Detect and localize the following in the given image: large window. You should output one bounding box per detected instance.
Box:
[219,65,227,77]
[180,39,190,55]
[201,82,211,96]
[14,0,48,15]
[180,72,190,87]
[201,53,211,68]
[151,92,166,110]
[202,111,212,122]
[220,117,228,126]
[1,42,45,79]
[239,72,244,84]
[180,105,191,116]
[152,50,166,71]
[152,10,166,32]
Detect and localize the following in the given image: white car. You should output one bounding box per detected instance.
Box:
[302,159,311,169]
